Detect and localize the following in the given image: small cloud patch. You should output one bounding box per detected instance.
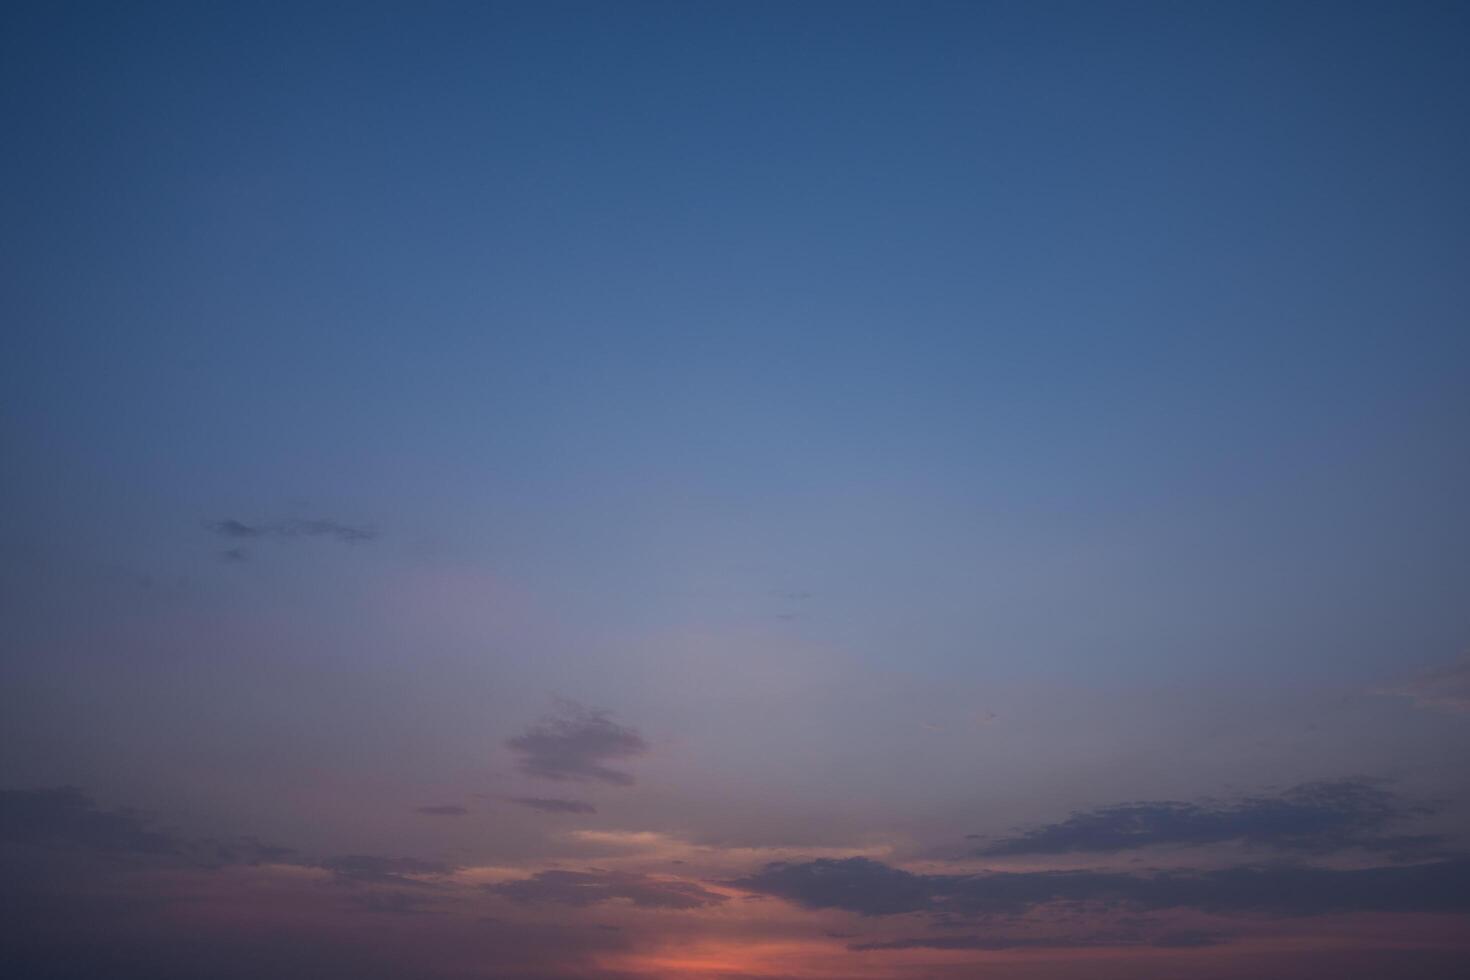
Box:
[415,805,469,817]
[506,701,647,785]
[511,797,597,815]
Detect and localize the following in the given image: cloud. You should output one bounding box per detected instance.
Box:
[733,855,1470,919]
[0,787,182,856]
[196,836,299,867]
[352,890,438,915]
[506,702,647,785]
[850,934,1104,951]
[4,850,627,980]
[1153,929,1234,948]
[204,518,378,544]
[0,787,301,876]
[511,797,597,815]
[1,789,456,887]
[972,780,1442,857]
[0,787,644,979]
[488,869,726,910]
[1379,654,1470,712]
[732,858,935,915]
[319,855,451,886]
[849,929,1233,951]
[415,805,469,817]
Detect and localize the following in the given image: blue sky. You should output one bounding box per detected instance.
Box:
[3,3,1468,978]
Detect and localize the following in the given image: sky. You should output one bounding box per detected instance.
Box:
[2,1,1468,977]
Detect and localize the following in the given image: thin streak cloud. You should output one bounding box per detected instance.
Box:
[510,797,598,815]
[204,518,379,543]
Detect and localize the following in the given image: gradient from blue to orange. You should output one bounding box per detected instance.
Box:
[2,2,1468,978]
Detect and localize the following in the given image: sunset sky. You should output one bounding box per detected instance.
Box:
[3,2,1469,978]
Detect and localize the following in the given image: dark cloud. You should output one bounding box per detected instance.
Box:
[205,518,378,544]
[196,835,298,867]
[489,869,726,910]
[734,857,936,915]
[973,780,1442,857]
[0,787,181,856]
[849,929,1233,952]
[207,519,265,539]
[2,872,630,980]
[734,855,1470,919]
[851,933,1116,952]
[0,788,637,980]
[1,788,460,888]
[506,702,647,785]
[319,855,451,886]
[415,805,469,817]
[851,934,1098,951]
[510,797,597,815]
[0,787,306,873]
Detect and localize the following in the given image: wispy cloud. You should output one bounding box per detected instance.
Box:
[1378,653,1470,713]
[204,518,379,544]
[488,869,726,909]
[510,797,597,815]
[414,805,469,817]
[506,701,647,785]
[352,890,440,915]
[319,854,451,886]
